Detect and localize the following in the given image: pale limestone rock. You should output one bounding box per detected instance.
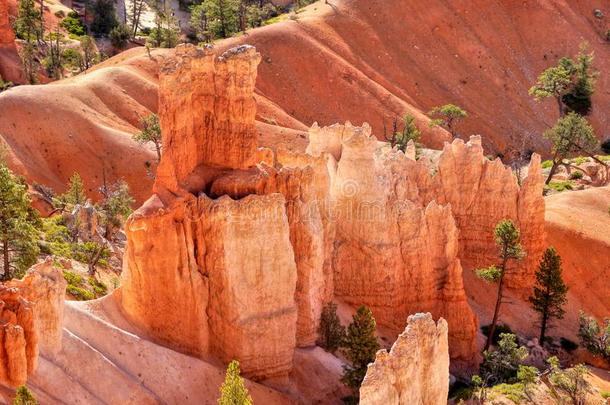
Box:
[360,313,449,405]
[14,261,67,356]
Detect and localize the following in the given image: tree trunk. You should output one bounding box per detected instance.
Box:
[484,257,508,351]
[556,96,564,117]
[545,160,560,185]
[539,311,548,345]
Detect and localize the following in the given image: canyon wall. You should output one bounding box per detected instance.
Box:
[360,313,449,405]
[120,45,546,381]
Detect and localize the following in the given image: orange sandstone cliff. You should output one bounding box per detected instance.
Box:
[0,0,22,84]
[120,44,547,382]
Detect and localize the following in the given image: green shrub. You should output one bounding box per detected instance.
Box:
[41,216,72,258]
[54,10,65,18]
[541,160,554,169]
[569,171,584,180]
[601,391,610,399]
[13,385,37,405]
[66,284,95,300]
[570,156,588,165]
[88,277,107,296]
[480,333,528,384]
[63,270,82,285]
[546,181,574,192]
[317,302,345,354]
[60,15,86,36]
[492,383,525,403]
[481,323,514,345]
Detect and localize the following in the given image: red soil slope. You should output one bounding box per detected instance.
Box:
[1,0,608,200]
[545,187,610,323]
[220,0,609,153]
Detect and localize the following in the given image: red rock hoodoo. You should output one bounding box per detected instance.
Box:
[120,44,547,380]
[360,313,450,405]
[0,260,66,387]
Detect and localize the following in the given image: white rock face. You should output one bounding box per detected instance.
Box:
[360,313,449,405]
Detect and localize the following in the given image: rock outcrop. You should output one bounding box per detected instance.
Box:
[360,313,449,405]
[0,261,67,387]
[0,285,36,387]
[155,45,261,195]
[122,45,299,380]
[13,261,67,356]
[121,45,546,381]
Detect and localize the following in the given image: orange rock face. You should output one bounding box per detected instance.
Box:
[155,45,261,195]
[121,45,546,381]
[0,287,37,387]
[360,313,449,405]
[0,0,13,46]
[13,261,67,356]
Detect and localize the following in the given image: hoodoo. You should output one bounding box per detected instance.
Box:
[360,313,450,405]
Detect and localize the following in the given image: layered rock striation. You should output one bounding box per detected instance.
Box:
[360,313,449,405]
[120,45,545,381]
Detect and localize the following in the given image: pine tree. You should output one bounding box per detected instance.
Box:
[133,114,162,162]
[428,104,467,138]
[476,219,525,351]
[218,360,252,405]
[341,306,380,395]
[317,302,345,354]
[528,247,568,344]
[97,180,134,239]
[14,0,42,43]
[0,163,40,281]
[57,173,87,207]
[201,0,240,39]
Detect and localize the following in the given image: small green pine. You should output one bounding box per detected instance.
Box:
[13,386,37,405]
[218,360,253,405]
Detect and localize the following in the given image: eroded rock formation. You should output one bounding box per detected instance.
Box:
[121,45,545,381]
[360,313,449,405]
[0,260,67,387]
[155,45,261,195]
[0,285,36,387]
[13,261,67,355]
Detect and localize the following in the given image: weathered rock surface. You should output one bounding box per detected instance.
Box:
[360,313,449,405]
[122,45,300,380]
[327,124,477,365]
[0,0,13,47]
[12,261,67,356]
[0,0,22,84]
[0,286,36,387]
[121,45,546,382]
[155,44,261,195]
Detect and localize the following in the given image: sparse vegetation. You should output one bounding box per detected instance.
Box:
[480,333,528,385]
[341,306,380,400]
[547,357,591,405]
[529,247,568,344]
[476,220,525,351]
[542,112,601,185]
[317,302,345,354]
[569,171,584,180]
[428,104,467,138]
[384,114,421,153]
[578,312,610,363]
[133,114,163,162]
[0,162,40,281]
[529,45,598,116]
[13,385,37,405]
[109,24,131,50]
[60,12,86,36]
[545,180,574,193]
[89,0,119,36]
